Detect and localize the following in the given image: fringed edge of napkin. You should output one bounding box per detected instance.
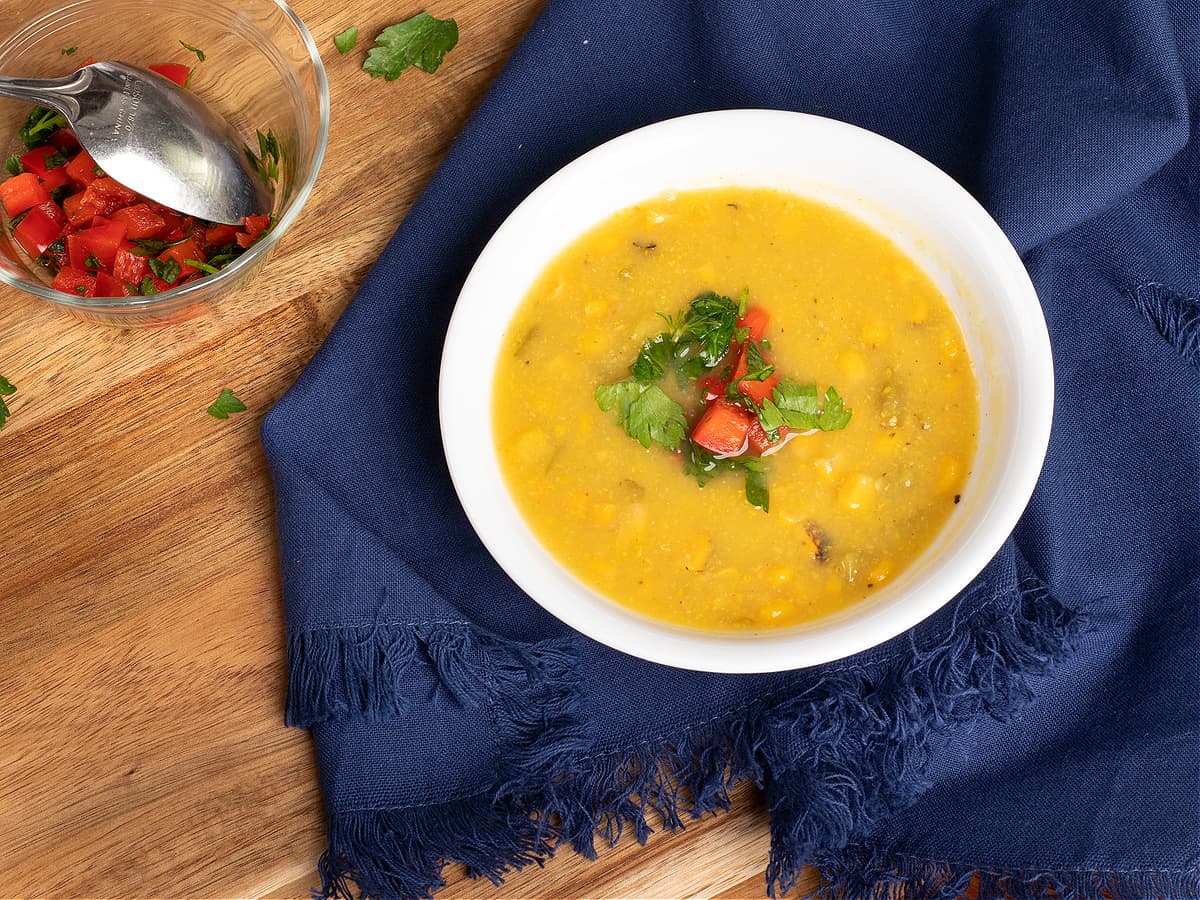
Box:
[808,846,1200,900]
[301,555,1084,900]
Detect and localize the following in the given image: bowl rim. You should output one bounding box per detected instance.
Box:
[440,108,1054,672]
[0,0,331,312]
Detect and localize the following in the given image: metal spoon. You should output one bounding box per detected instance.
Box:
[0,61,273,225]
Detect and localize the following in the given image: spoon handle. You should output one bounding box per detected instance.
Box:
[0,72,86,118]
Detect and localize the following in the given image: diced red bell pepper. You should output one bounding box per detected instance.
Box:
[68,219,127,270]
[111,243,150,285]
[49,128,80,153]
[80,177,139,218]
[747,420,789,455]
[109,203,165,240]
[12,201,67,257]
[51,265,96,297]
[38,166,71,195]
[1,172,51,217]
[65,148,101,188]
[93,271,133,297]
[691,400,755,456]
[149,63,190,86]
[737,305,769,343]
[19,145,66,177]
[728,341,781,405]
[204,223,239,248]
[158,237,205,280]
[236,214,271,248]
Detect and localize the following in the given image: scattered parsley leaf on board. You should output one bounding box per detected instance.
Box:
[0,375,16,431]
[595,381,687,451]
[334,26,359,54]
[364,12,459,80]
[61,46,77,56]
[207,388,247,420]
[179,41,206,63]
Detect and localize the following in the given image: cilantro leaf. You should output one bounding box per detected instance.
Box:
[5,155,22,177]
[19,107,67,150]
[364,12,459,80]
[741,340,775,382]
[83,252,101,270]
[147,257,180,284]
[630,334,675,382]
[818,386,852,431]
[756,381,853,434]
[736,287,749,317]
[138,276,158,296]
[681,291,739,367]
[207,388,247,419]
[596,381,687,451]
[185,258,220,275]
[179,41,206,62]
[61,46,78,56]
[334,26,359,54]
[743,458,770,512]
[0,375,15,396]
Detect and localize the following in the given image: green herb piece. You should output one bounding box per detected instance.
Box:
[364,12,459,80]
[49,185,70,205]
[83,252,101,270]
[43,150,67,170]
[184,258,220,275]
[61,46,78,56]
[683,441,770,511]
[246,129,281,182]
[179,40,206,62]
[0,376,13,431]
[93,165,105,177]
[742,457,770,512]
[736,287,749,317]
[18,107,67,150]
[138,276,158,296]
[757,381,853,435]
[741,340,774,382]
[73,284,86,295]
[630,334,675,382]
[4,155,22,177]
[206,244,242,268]
[334,26,359,54]
[147,256,180,284]
[130,238,170,256]
[8,210,28,231]
[595,381,687,451]
[207,388,247,420]
[680,291,739,367]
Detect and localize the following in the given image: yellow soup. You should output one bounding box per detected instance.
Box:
[492,187,978,631]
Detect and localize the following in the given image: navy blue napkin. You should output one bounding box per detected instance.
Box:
[262,0,1199,896]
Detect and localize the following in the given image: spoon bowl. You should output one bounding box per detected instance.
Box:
[0,61,272,224]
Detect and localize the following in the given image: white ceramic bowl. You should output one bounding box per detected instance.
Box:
[440,109,1052,672]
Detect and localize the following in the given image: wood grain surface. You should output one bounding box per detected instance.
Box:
[0,1,828,897]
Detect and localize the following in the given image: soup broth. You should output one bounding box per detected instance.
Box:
[492,187,978,631]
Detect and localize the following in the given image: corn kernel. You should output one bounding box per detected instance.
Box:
[838,350,868,381]
[938,456,963,491]
[861,319,891,345]
[684,533,713,572]
[838,473,875,511]
[513,429,553,469]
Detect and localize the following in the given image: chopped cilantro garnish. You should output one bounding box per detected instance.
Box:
[683,441,769,511]
[246,129,281,182]
[0,375,14,431]
[61,46,78,55]
[364,12,459,80]
[742,458,770,511]
[73,285,87,295]
[184,258,220,275]
[628,290,741,386]
[179,41,206,62]
[757,382,853,435]
[207,388,247,419]
[595,381,687,451]
[130,238,174,256]
[138,276,158,296]
[8,210,28,231]
[83,253,101,270]
[334,26,359,54]
[4,155,21,177]
[43,150,67,170]
[19,107,67,150]
[147,257,180,284]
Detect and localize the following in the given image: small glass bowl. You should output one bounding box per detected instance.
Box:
[0,0,329,326]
